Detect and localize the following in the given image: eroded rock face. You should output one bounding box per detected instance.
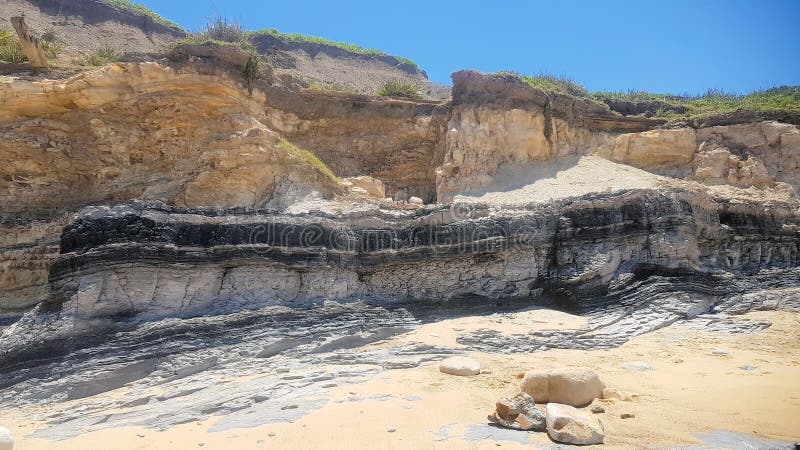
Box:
[264,88,448,202]
[0,62,342,312]
[435,72,800,202]
[0,62,339,214]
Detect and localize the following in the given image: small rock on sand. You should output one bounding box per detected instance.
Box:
[591,405,605,414]
[0,427,11,450]
[487,392,546,431]
[439,356,481,376]
[520,367,605,406]
[545,403,604,445]
[620,413,635,419]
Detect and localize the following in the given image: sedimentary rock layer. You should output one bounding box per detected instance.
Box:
[0,186,792,362]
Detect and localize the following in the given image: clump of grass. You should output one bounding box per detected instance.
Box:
[40,30,61,59]
[307,81,357,94]
[252,28,417,68]
[0,29,26,63]
[517,72,590,98]
[201,17,247,43]
[278,138,337,181]
[375,79,422,99]
[242,53,260,94]
[178,17,256,53]
[86,46,122,66]
[101,0,184,31]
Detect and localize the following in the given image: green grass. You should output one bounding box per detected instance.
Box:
[375,78,423,99]
[307,81,357,94]
[198,17,247,43]
[592,86,800,118]
[101,0,184,31]
[86,46,122,66]
[278,138,338,181]
[178,18,257,54]
[252,28,417,68]
[518,73,591,98]
[40,30,61,59]
[0,29,26,63]
[500,70,800,118]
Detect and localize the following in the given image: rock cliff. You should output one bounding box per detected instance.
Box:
[0,56,798,371]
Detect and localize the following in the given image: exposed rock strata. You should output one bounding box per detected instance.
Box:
[2,184,797,366]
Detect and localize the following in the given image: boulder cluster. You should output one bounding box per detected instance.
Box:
[439,360,625,446]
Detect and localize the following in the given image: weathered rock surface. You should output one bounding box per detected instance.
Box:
[488,392,546,431]
[545,403,605,445]
[520,367,605,407]
[439,356,481,376]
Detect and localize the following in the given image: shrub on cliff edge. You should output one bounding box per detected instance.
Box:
[376,79,423,99]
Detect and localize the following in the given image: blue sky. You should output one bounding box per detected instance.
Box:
[139,0,800,94]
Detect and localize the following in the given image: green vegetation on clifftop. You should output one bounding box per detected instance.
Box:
[593,86,800,118]
[252,28,417,68]
[499,70,800,118]
[101,0,184,31]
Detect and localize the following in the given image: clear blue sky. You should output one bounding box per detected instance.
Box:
[139,0,800,94]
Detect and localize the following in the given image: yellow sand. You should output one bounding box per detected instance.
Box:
[1,310,799,449]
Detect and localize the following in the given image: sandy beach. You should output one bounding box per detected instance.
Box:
[2,308,798,449]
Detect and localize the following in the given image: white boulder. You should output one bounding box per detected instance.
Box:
[438,356,480,376]
[545,403,604,445]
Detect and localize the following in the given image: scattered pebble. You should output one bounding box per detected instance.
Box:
[387,428,396,433]
[620,413,635,419]
[268,433,276,437]
[591,406,605,414]
[137,433,145,438]
[281,405,298,410]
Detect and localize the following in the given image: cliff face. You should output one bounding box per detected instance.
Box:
[1,60,799,354]
[264,88,448,202]
[0,61,343,313]
[436,71,800,203]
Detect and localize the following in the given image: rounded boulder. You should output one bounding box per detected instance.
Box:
[520,367,605,406]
